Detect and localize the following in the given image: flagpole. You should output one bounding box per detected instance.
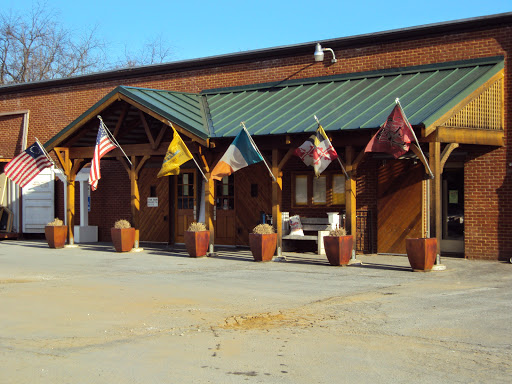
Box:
[166,121,208,182]
[313,115,350,180]
[240,122,277,182]
[97,115,132,166]
[395,99,434,179]
[35,137,63,173]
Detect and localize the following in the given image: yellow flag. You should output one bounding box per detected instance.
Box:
[157,127,193,177]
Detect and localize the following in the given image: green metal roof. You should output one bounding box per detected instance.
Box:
[45,85,207,149]
[117,86,208,139]
[203,57,504,138]
[45,57,504,149]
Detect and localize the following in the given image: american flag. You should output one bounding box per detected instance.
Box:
[88,122,117,191]
[4,142,52,188]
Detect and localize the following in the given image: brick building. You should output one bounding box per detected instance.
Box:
[0,13,511,261]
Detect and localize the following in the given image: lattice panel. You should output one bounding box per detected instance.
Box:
[444,78,503,130]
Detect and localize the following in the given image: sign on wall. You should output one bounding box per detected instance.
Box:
[147,197,158,207]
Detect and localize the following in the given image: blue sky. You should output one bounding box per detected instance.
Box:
[4,0,511,63]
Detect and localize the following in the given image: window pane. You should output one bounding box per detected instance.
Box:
[295,176,308,205]
[332,175,346,205]
[313,176,326,204]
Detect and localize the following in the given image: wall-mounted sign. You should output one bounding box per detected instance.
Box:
[147,197,158,207]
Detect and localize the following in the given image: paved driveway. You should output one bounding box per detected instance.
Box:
[0,240,511,383]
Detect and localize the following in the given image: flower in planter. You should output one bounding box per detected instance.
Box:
[47,217,64,227]
[187,222,207,232]
[252,223,275,235]
[114,219,131,229]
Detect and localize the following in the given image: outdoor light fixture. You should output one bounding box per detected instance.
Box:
[314,43,337,63]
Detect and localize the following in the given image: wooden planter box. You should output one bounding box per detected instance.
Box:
[405,238,437,271]
[111,228,135,252]
[249,233,277,262]
[323,235,354,266]
[44,226,68,249]
[184,231,210,257]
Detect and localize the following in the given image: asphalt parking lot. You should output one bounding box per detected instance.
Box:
[0,240,511,383]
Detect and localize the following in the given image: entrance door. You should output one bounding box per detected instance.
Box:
[235,165,272,246]
[441,168,464,254]
[377,160,423,254]
[215,175,236,245]
[175,170,196,243]
[138,166,169,242]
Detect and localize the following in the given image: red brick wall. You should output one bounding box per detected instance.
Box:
[88,161,131,242]
[0,114,24,159]
[1,24,511,259]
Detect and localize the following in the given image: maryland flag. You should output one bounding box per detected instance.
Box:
[294,124,338,177]
[365,103,414,158]
[157,127,193,177]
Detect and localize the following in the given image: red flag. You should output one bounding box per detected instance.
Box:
[4,142,52,188]
[365,104,414,158]
[295,124,338,177]
[88,122,117,191]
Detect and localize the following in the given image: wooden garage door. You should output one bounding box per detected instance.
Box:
[377,160,423,254]
[138,166,170,242]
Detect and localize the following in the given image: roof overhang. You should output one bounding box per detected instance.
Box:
[45,86,209,151]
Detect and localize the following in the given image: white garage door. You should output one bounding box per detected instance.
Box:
[22,168,55,233]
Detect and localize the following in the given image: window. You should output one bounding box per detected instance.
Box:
[295,175,308,205]
[332,175,346,205]
[292,172,345,207]
[177,172,195,209]
[312,176,326,204]
[216,175,234,210]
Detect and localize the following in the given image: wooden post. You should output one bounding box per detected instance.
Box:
[53,148,83,246]
[205,172,215,251]
[130,156,140,248]
[345,147,357,250]
[272,148,282,255]
[429,142,442,256]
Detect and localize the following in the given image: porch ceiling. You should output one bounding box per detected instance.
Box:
[203,57,504,138]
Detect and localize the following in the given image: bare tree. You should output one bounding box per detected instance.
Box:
[120,34,174,68]
[0,3,106,85]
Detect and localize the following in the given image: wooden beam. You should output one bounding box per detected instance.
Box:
[130,156,141,248]
[68,140,205,160]
[117,94,208,146]
[69,142,169,159]
[139,110,156,149]
[205,172,215,250]
[113,103,129,138]
[154,124,168,149]
[46,94,121,151]
[429,142,442,256]
[272,148,283,255]
[434,127,504,146]
[117,156,131,175]
[410,144,431,175]
[345,147,357,248]
[278,148,295,171]
[440,143,459,172]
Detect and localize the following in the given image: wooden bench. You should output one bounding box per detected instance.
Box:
[282,216,338,255]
